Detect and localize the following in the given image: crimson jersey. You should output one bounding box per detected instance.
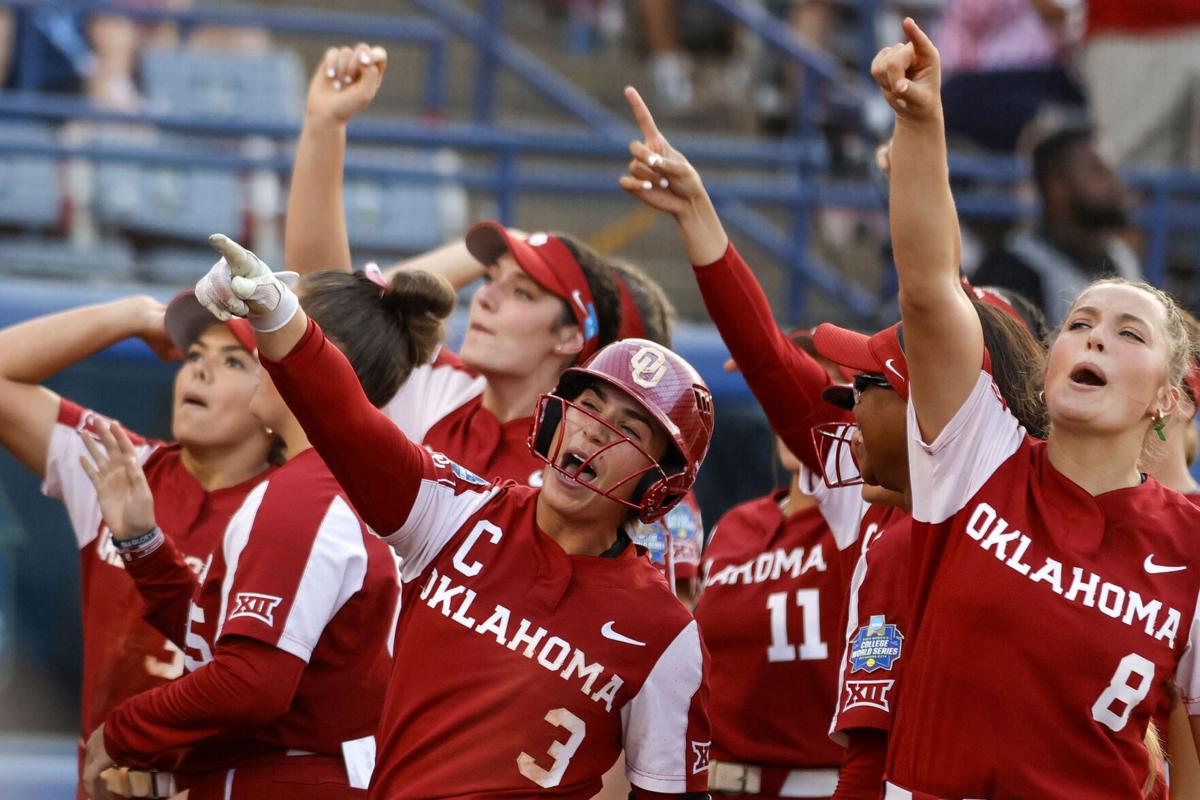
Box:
[888,371,1200,798]
[382,347,547,486]
[116,448,400,782]
[830,511,913,739]
[40,400,269,748]
[695,487,844,777]
[264,321,712,798]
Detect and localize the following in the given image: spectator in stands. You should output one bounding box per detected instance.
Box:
[970,125,1140,325]
[1078,0,1200,168]
[936,0,1084,152]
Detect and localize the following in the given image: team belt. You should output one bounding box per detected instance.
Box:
[709,760,839,797]
[101,767,178,799]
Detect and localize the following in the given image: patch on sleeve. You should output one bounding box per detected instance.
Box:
[429,450,489,487]
[843,679,896,713]
[690,741,710,774]
[848,614,904,672]
[229,592,284,626]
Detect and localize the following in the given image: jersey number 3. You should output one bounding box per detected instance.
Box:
[766,589,827,662]
[1091,652,1155,732]
[518,708,587,788]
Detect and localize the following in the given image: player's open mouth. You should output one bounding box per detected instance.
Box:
[181,392,208,408]
[1069,364,1107,387]
[559,450,598,482]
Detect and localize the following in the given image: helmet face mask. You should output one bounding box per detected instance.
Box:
[811,422,864,488]
[531,393,680,522]
[528,338,714,524]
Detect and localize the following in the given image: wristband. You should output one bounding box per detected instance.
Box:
[249,280,300,333]
[113,527,165,562]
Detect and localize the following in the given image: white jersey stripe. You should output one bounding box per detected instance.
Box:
[388,476,499,583]
[623,619,704,792]
[214,482,269,643]
[276,495,370,662]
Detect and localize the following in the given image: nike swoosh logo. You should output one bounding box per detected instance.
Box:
[601,620,646,646]
[884,358,906,383]
[571,289,588,316]
[1144,555,1187,574]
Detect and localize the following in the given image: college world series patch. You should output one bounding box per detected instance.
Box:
[849,614,904,672]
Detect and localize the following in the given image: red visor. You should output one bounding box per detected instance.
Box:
[811,322,909,400]
[466,221,601,361]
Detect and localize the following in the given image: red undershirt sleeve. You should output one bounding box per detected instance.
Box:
[103,635,304,768]
[122,535,198,649]
[692,242,850,473]
[831,728,888,800]
[261,318,429,536]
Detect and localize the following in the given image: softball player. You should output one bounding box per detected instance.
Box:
[695,435,846,799]
[0,295,274,798]
[871,19,1200,796]
[283,43,627,488]
[78,266,453,797]
[193,235,714,797]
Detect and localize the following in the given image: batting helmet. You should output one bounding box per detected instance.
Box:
[530,338,714,523]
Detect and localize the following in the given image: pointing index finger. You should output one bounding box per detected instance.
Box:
[208,234,250,276]
[903,16,936,58]
[624,86,662,141]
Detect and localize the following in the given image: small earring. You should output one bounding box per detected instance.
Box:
[264,427,274,437]
[1152,411,1167,442]
[1037,390,1045,404]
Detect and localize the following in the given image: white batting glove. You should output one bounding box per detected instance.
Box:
[203,234,299,332]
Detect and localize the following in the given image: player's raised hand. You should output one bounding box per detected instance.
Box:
[306,42,388,125]
[124,295,183,362]
[870,17,941,122]
[619,86,707,218]
[78,420,156,542]
[202,234,299,332]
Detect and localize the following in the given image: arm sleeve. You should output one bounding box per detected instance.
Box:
[1174,593,1200,714]
[623,621,711,794]
[262,320,497,577]
[906,370,1025,524]
[692,243,850,473]
[103,635,305,767]
[830,728,888,800]
[216,484,366,662]
[122,535,199,649]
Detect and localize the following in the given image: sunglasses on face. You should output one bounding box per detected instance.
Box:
[852,372,893,406]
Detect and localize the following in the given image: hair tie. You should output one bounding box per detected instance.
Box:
[364,263,387,297]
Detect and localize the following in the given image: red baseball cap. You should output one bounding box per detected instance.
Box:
[465,221,601,361]
[165,289,257,355]
[811,322,909,400]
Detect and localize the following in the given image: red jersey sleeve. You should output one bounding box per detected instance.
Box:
[122,534,198,649]
[623,620,712,793]
[692,243,849,473]
[262,320,499,579]
[104,635,305,767]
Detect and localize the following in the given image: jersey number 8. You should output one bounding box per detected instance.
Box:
[1091,652,1155,733]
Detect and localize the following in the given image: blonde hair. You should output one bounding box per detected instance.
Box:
[1144,717,1163,797]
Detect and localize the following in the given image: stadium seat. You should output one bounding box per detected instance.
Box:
[0,122,61,230]
[342,146,467,254]
[140,48,305,122]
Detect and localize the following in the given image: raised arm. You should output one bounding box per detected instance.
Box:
[197,235,429,537]
[284,43,387,273]
[0,296,173,477]
[79,421,196,644]
[382,239,486,291]
[872,19,982,441]
[619,87,847,471]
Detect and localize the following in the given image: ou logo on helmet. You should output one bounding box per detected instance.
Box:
[631,346,668,388]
